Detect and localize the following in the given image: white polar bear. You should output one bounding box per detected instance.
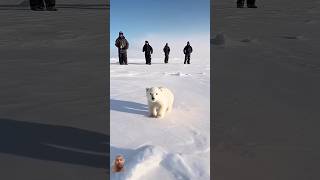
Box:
[146,87,174,118]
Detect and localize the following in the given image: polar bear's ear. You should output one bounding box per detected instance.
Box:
[146,88,149,92]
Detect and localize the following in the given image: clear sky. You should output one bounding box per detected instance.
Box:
[110,0,210,60]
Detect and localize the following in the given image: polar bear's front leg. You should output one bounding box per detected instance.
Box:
[149,105,157,117]
[152,107,157,117]
[148,103,155,117]
[156,106,166,118]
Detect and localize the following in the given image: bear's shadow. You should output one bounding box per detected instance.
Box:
[110,99,148,116]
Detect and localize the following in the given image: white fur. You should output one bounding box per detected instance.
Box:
[146,87,174,118]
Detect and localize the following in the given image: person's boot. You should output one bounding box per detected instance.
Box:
[247,4,257,8]
[247,0,257,8]
[30,0,45,11]
[45,0,57,10]
[237,0,245,8]
[31,6,44,11]
[46,6,58,11]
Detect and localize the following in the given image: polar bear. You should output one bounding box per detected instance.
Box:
[146,87,174,118]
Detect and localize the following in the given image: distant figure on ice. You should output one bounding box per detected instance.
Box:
[115,31,129,65]
[163,43,170,64]
[29,0,57,11]
[237,0,257,8]
[143,41,153,65]
[183,41,193,64]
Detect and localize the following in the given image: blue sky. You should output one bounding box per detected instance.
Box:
[110,0,210,60]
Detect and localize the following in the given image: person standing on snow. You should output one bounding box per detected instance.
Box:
[183,41,193,64]
[115,31,129,65]
[163,43,170,64]
[237,0,257,8]
[143,41,153,65]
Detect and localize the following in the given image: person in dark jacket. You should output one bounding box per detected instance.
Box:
[143,41,153,65]
[163,43,170,64]
[237,0,257,8]
[115,31,129,65]
[183,41,193,64]
[29,0,57,11]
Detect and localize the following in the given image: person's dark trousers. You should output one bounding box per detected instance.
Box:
[145,54,151,65]
[164,54,169,63]
[122,53,127,65]
[119,53,127,65]
[30,0,55,9]
[118,52,122,64]
[184,54,190,64]
[237,0,245,8]
[237,0,256,8]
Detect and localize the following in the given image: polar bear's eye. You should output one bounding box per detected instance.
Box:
[150,93,152,95]
[156,93,158,95]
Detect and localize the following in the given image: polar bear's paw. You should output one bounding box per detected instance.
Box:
[156,114,164,118]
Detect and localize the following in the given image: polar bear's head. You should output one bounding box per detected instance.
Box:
[146,87,163,102]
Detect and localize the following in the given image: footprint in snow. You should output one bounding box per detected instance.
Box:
[162,153,195,180]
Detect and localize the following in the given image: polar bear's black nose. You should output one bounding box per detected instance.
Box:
[152,97,155,101]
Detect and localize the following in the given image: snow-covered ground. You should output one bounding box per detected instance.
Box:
[110,58,210,180]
